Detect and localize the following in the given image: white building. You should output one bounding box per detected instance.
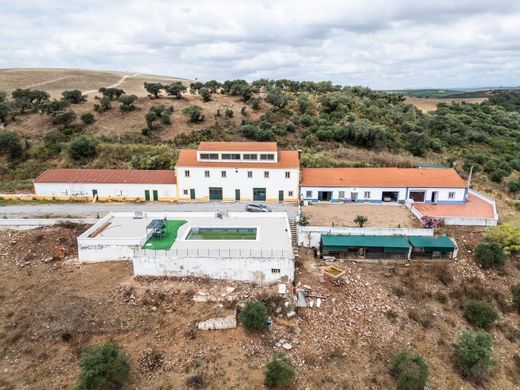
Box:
[175,142,300,202]
[300,167,467,205]
[33,169,177,201]
[77,211,295,284]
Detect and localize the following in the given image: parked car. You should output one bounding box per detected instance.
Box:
[245,203,272,212]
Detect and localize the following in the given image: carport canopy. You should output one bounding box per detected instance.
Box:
[408,236,456,252]
[321,235,410,253]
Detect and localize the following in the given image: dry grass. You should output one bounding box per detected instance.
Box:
[405,96,487,112]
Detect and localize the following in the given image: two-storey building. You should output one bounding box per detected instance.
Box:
[175,142,300,202]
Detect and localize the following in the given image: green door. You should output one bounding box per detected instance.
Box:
[235,189,240,201]
[209,187,223,201]
[145,190,150,201]
[190,189,196,200]
[253,188,266,201]
[278,190,284,202]
[152,190,159,201]
[92,189,98,198]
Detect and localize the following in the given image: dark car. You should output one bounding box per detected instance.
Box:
[245,203,272,212]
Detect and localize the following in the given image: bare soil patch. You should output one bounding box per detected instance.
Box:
[302,203,421,228]
[406,96,487,112]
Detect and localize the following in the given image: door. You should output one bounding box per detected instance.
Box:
[253,188,266,201]
[235,189,240,202]
[278,190,284,202]
[318,191,332,201]
[351,192,358,202]
[209,187,223,201]
[152,190,159,201]
[144,190,150,201]
[92,189,98,198]
[190,189,196,200]
[409,191,425,202]
[431,191,438,203]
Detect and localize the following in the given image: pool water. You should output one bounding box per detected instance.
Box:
[186,227,257,240]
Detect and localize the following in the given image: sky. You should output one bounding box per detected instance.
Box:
[1,0,520,90]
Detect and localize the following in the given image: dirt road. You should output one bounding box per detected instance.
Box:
[83,72,142,95]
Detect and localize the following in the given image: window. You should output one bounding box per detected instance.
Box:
[222,153,240,160]
[364,191,371,199]
[243,153,258,160]
[306,190,312,197]
[285,171,291,178]
[247,171,253,178]
[338,191,345,199]
[204,170,210,178]
[264,171,269,178]
[260,153,275,160]
[183,189,188,195]
[271,268,281,273]
[184,170,190,177]
[448,192,455,199]
[200,153,218,160]
[288,191,293,197]
[221,170,227,178]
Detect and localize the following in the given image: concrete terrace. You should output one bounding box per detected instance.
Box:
[414,193,495,218]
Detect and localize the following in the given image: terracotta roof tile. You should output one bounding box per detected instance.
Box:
[301,168,466,188]
[34,169,176,184]
[176,149,300,169]
[197,142,278,152]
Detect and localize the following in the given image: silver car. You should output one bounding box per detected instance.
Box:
[245,203,272,212]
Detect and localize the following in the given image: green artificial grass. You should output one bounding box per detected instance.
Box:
[186,227,257,240]
[143,220,187,250]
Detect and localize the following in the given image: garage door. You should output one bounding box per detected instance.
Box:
[209,187,223,201]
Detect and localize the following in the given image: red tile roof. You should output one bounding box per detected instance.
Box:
[176,149,300,169]
[197,142,278,152]
[301,168,466,188]
[415,193,495,218]
[34,169,176,184]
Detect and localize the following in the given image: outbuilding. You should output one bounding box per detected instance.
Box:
[320,234,411,260]
[408,235,458,259]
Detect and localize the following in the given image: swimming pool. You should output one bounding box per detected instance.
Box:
[185,227,257,240]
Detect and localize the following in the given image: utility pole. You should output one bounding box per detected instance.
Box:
[466,165,474,189]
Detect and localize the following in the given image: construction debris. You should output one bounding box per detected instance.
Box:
[197,312,237,330]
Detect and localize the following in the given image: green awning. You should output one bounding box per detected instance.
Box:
[408,236,456,252]
[321,235,410,251]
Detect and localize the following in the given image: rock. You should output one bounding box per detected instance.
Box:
[282,342,293,350]
[197,312,237,330]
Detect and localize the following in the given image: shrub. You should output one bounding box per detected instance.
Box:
[80,112,95,125]
[463,300,499,329]
[485,224,520,255]
[264,353,295,388]
[389,350,429,390]
[68,136,97,161]
[76,343,130,390]
[508,178,520,193]
[420,215,440,229]
[511,285,520,313]
[119,94,138,112]
[183,105,205,123]
[62,90,86,104]
[250,97,260,110]
[225,108,234,118]
[0,130,25,160]
[354,215,368,227]
[51,110,77,126]
[285,121,296,132]
[298,213,309,226]
[200,87,212,102]
[475,242,506,268]
[453,330,495,379]
[238,300,268,331]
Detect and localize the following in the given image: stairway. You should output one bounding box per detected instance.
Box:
[289,220,299,258]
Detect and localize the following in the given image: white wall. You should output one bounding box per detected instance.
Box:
[176,166,299,202]
[301,186,465,203]
[133,255,294,284]
[78,245,137,262]
[297,226,433,248]
[34,182,177,200]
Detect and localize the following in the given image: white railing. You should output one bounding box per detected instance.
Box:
[134,247,293,258]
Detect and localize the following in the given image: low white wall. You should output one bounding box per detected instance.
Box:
[133,255,294,284]
[298,226,433,248]
[78,245,136,262]
[0,218,97,230]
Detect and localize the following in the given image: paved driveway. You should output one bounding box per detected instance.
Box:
[0,202,299,220]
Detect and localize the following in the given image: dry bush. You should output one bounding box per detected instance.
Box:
[408,306,435,329]
[138,348,164,373]
[433,263,454,286]
[496,322,520,342]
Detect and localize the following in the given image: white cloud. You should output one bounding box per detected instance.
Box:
[1,0,520,88]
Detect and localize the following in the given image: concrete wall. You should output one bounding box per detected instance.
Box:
[133,255,294,284]
[33,182,177,201]
[298,226,433,248]
[78,244,137,262]
[176,166,299,202]
[300,186,466,204]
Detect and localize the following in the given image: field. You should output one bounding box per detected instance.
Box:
[1,224,519,389]
[0,68,190,98]
[405,96,488,112]
[302,203,421,228]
